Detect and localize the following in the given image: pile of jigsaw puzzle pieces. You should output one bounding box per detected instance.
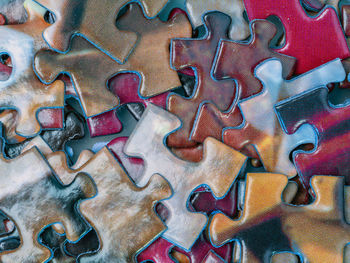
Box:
[0,0,350,262]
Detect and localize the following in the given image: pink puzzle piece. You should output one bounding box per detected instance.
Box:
[243,0,350,74]
[87,73,168,137]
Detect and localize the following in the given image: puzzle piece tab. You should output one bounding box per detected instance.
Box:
[40,147,171,262]
[191,19,296,147]
[35,0,169,62]
[0,0,64,136]
[0,147,95,262]
[125,104,247,250]
[209,173,350,263]
[275,87,350,187]
[108,137,235,262]
[185,0,249,40]
[223,58,345,177]
[243,0,350,74]
[34,3,191,117]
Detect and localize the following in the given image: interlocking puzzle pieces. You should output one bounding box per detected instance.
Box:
[0,146,95,262]
[185,0,249,40]
[275,87,350,189]
[0,0,64,137]
[209,173,350,263]
[243,0,350,74]
[167,11,238,149]
[35,0,170,63]
[87,73,168,137]
[34,3,191,118]
[124,104,247,250]
[43,146,171,262]
[223,58,345,177]
[190,19,296,147]
[108,137,236,262]
[0,0,27,24]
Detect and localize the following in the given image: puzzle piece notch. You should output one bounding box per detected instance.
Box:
[108,136,236,262]
[209,173,350,263]
[275,87,350,187]
[185,0,249,40]
[87,72,168,137]
[243,0,350,74]
[0,0,64,136]
[125,103,247,250]
[167,11,237,149]
[190,19,296,148]
[302,0,340,13]
[34,3,191,117]
[37,146,171,262]
[223,58,345,176]
[0,147,95,262]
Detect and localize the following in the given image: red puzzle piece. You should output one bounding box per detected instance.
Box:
[190,20,296,158]
[275,87,350,188]
[87,73,168,137]
[243,0,350,74]
[167,12,237,149]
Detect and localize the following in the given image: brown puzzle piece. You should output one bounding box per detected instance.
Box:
[35,0,169,63]
[190,20,296,152]
[209,173,350,263]
[38,146,171,262]
[34,3,191,117]
[167,12,237,149]
[0,147,95,262]
[0,0,64,136]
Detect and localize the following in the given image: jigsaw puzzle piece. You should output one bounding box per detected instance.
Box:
[34,35,119,118]
[0,147,95,262]
[115,3,192,97]
[34,3,191,117]
[275,87,350,187]
[125,103,247,250]
[37,147,171,262]
[36,0,170,61]
[190,19,296,146]
[243,0,350,74]
[167,12,237,149]
[34,0,137,63]
[223,58,345,176]
[209,173,350,263]
[0,0,27,24]
[0,0,64,136]
[87,73,168,137]
[185,0,249,40]
[108,136,235,262]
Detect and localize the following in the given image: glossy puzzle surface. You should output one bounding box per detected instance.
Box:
[0,0,349,262]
